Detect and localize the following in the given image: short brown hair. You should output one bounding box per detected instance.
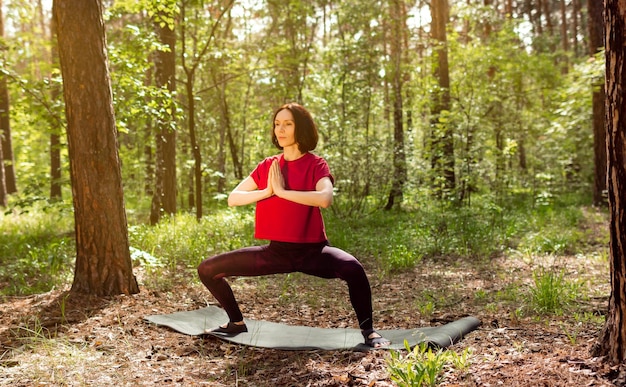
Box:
[271,103,319,153]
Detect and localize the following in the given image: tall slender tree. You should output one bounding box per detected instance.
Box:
[592,0,626,364]
[150,3,177,225]
[385,0,407,210]
[0,0,16,195]
[180,0,234,219]
[0,63,9,207]
[53,0,139,295]
[48,3,63,201]
[588,0,606,206]
[430,0,455,196]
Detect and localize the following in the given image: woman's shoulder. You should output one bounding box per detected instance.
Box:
[258,154,282,165]
[300,152,326,163]
[307,153,329,167]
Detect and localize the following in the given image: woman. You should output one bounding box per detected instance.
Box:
[197,103,390,348]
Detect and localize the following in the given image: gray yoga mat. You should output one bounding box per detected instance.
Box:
[145,306,481,351]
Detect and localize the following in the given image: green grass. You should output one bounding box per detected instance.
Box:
[0,193,603,299]
[326,194,592,272]
[0,202,75,295]
[527,267,580,315]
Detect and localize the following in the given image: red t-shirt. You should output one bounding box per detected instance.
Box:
[251,153,334,243]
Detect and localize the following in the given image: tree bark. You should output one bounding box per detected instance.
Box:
[53,0,139,296]
[150,11,177,224]
[0,74,9,206]
[592,0,626,364]
[49,11,62,201]
[589,0,607,207]
[559,0,569,73]
[0,0,16,195]
[429,0,455,197]
[385,0,407,210]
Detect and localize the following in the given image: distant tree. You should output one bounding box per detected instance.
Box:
[265,0,317,104]
[180,0,234,219]
[48,3,63,201]
[0,0,16,195]
[384,0,407,210]
[150,3,177,225]
[53,0,139,295]
[592,0,626,364]
[588,0,606,207]
[429,0,455,196]
[0,99,5,206]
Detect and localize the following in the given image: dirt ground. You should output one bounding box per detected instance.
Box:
[0,246,620,387]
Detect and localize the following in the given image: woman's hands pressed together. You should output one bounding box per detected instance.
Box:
[269,159,333,209]
[269,159,285,196]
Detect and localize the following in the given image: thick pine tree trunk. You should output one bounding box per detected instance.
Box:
[53,0,139,296]
[592,0,626,364]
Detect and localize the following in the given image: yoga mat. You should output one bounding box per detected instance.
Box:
[145,306,481,351]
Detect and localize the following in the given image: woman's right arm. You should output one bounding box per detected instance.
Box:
[227,175,273,207]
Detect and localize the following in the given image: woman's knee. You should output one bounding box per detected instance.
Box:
[197,257,220,282]
[337,258,367,280]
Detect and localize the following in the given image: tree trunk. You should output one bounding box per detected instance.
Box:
[572,0,580,56]
[429,0,455,197]
[589,0,607,207]
[53,0,138,296]
[180,0,202,219]
[542,0,554,37]
[559,0,569,73]
[0,88,5,206]
[0,74,11,204]
[0,0,16,195]
[384,0,407,210]
[592,0,626,364]
[185,74,203,219]
[150,11,177,224]
[49,13,62,201]
[535,0,544,36]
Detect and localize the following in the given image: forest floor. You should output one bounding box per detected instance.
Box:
[0,218,622,386]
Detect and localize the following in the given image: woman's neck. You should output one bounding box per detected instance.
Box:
[282,146,305,161]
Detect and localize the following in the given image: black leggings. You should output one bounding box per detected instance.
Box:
[197,241,374,330]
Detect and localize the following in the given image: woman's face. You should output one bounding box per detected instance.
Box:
[274,109,297,149]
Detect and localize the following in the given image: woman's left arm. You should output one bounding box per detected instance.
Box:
[270,159,334,208]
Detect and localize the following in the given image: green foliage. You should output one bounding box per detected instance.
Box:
[3,0,599,218]
[0,188,598,296]
[387,341,472,387]
[514,200,585,256]
[0,202,74,295]
[127,208,256,289]
[327,194,517,270]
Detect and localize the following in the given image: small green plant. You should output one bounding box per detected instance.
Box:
[559,322,581,345]
[386,244,423,272]
[528,267,578,314]
[387,341,472,387]
[449,347,473,372]
[573,311,605,326]
[278,273,295,304]
[416,300,435,318]
[473,289,488,302]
